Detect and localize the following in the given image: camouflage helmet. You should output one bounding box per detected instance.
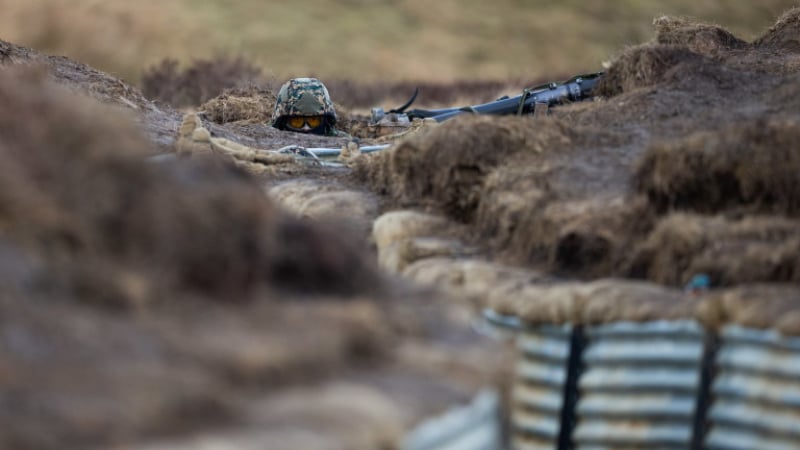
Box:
[271,77,337,132]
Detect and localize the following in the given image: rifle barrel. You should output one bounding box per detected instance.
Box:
[407,72,602,123]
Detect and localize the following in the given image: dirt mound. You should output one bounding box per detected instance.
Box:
[594,44,707,97]
[627,214,800,286]
[0,66,379,305]
[0,39,154,111]
[1,38,182,151]
[358,115,576,222]
[636,117,800,216]
[356,10,800,289]
[534,197,653,278]
[753,7,800,51]
[0,39,355,155]
[200,85,277,125]
[596,13,800,99]
[653,16,748,55]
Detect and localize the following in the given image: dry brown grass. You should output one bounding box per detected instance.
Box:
[357,115,573,222]
[635,117,800,216]
[627,214,800,286]
[200,85,277,125]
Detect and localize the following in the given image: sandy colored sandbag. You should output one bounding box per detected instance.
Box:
[269,180,379,238]
[298,190,379,238]
[268,180,341,214]
[403,257,545,301]
[399,258,466,295]
[580,279,695,324]
[298,191,378,222]
[372,210,451,251]
[488,281,590,325]
[176,113,213,156]
[458,260,546,298]
[378,237,466,274]
[489,279,694,325]
[696,284,800,334]
[176,112,295,166]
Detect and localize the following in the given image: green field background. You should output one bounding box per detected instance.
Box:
[1,0,796,84]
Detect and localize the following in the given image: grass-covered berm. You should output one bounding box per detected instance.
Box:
[358,10,800,288]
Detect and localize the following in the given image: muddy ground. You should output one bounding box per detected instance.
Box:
[2,7,800,450]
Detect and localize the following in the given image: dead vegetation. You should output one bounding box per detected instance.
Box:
[627,214,800,286]
[653,15,748,55]
[635,117,800,216]
[358,116,577,222]
[594,44,706,97]
[199,85,277,125]
[753,7,800,51]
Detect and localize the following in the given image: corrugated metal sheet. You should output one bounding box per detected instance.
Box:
[402,389,501,450]
[511,324,574,450]
[705,325,800,450]
[573,320,706,449]
[485,307,800,450]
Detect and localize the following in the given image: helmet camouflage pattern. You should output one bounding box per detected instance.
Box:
[271,77,337,132]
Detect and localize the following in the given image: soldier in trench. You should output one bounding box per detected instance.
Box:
[270,77,347,137]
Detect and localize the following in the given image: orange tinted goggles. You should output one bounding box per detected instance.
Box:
[286,116,323,129]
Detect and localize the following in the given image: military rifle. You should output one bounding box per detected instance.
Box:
[371,72,603,124]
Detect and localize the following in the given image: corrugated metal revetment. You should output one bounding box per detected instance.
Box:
[402,389,501,450]
[573,321,707,449]
[705,325,800,450]
[511,323,575,450]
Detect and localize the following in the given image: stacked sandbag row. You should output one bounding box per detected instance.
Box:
[484,280,800,449]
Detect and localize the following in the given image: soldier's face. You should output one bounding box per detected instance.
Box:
[284,115,325,134]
